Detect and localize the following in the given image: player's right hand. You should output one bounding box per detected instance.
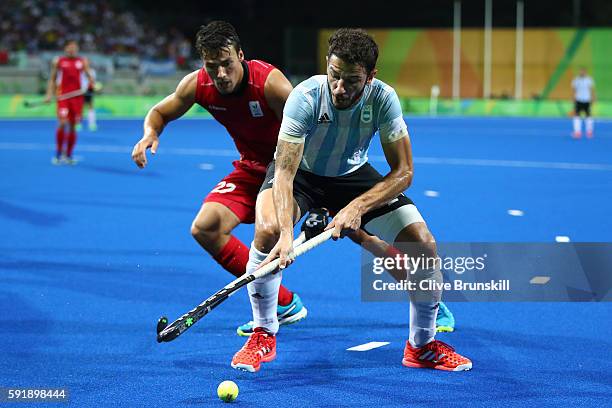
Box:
[131,133,160,168]
[43,94,52,103]
[259,231,295,270]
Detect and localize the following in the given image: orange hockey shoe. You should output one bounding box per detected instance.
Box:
[402,339,472,372]
[231,327,276,372]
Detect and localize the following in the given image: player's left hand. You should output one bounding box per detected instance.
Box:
[326,203,363,240]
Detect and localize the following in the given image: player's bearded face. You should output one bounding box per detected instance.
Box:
[327,55,374,109]
[203,47,244,94]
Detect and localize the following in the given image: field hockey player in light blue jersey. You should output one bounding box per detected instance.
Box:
[231,28,471,373]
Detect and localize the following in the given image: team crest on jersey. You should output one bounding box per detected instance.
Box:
[349,148,365,165]
[361,105,372,123]
[75,60,83,70]
[249,101,264,117]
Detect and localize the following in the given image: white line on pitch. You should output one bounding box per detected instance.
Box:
[555,236,570,242]
[3,142,612,172]
[530,276,551,285]
[0,143,238,157]
[410,157,612,171]
[371,155,612,172]
[346,341,390,352]
[507,209,524,217]
[424,190,439,197]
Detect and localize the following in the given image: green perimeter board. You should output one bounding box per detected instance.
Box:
[2,95,612,118]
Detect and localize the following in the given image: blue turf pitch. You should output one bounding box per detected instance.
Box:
[1,117,611,407]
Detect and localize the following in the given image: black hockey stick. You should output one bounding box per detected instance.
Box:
[156,208,330,343]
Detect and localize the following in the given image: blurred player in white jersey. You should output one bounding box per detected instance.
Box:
[571,67,596,139]
[81,67,97,131]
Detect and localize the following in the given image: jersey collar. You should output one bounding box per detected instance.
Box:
[227,61,249,96]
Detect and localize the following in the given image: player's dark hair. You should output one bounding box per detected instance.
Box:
[327,28,378,73]
[195,21,241,58]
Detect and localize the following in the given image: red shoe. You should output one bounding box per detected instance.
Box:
[402,340,472,371]
[231,327,276,372]
[572,131,582,139]
[586,130,594,139]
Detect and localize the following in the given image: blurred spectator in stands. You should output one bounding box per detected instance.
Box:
[176,38,192,69]
[0,47,9,65]
[0,0,192,63]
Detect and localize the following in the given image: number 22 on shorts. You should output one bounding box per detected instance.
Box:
[211,181,237,194]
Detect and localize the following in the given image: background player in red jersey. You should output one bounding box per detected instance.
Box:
[45,40,95,165]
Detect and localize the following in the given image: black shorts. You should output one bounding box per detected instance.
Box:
[84,91,94,104]
[259,161,424,240]
[575,101,591,116]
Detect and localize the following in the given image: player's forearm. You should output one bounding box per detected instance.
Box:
[350,134,414,214]
[272,139,304,234]
[351,168,413,214]
[46,63,57,97]
[143,107,168,138]
[144,84,195,139]
[46,78,56,97]
[272,174,295,235]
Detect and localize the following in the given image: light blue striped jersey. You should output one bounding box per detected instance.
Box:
[279,75,407,176]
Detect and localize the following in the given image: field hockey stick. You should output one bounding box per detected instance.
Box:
[23,83,103,108]
[156,208,331,343]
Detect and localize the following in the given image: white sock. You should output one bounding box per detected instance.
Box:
[88,108,96,128]
[573,117,581,134]
[586,117,594,134]
[408,267,443,348]
[246,244,281,335]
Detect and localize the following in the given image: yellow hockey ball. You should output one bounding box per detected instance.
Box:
[217,380,238,403]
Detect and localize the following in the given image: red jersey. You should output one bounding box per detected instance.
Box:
[56,56,85,95]
[195,60,280,166]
